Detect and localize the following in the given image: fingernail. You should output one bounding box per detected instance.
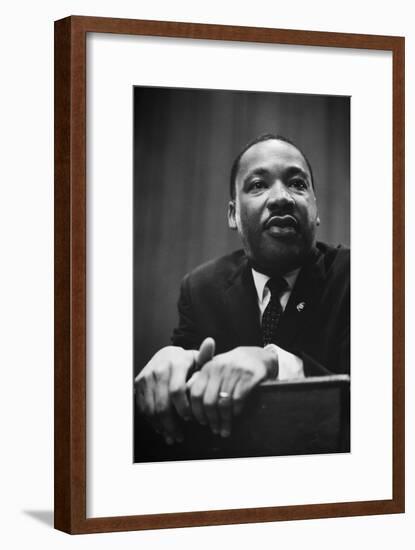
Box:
[220,429,230,438]
[165,436,174,445]
[212,427,219,435]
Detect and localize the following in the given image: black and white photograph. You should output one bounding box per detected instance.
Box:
[133,86,350,462]
[1,0,410,544]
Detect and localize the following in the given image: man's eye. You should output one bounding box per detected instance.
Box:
[250,180,266,190]
[290,178,307,190]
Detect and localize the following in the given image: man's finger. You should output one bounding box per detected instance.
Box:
[136,376,164,435]
[189,370,209,425]
[169,360,192,421]
[217,371,240,437]
[202,366,222,434]
[232,373,253,417]
[186,370,199,389]
[153,366,182,444]
[197,337,216,368]
[135,375,155,416]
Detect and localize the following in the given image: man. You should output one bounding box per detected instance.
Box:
[135,133,350,446]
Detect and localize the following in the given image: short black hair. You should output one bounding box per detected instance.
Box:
[229,133,315,200]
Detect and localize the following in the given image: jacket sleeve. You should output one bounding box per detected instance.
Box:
[170,275,202,351]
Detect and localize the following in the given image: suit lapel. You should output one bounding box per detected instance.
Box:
[221,247,327,351]
[275,247,327,351]
[223,257,263,347]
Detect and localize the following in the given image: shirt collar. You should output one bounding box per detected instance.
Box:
[251,267,300,304]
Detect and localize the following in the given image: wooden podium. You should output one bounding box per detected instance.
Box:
[134,375,350,462]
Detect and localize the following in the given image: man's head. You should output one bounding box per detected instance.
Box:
[228,134,320,276]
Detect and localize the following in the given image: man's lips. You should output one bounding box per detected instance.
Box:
[264,214,298,230]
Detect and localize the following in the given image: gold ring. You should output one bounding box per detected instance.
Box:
[218,391,230,399]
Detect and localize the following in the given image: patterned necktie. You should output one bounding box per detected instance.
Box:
[261,277,287,346]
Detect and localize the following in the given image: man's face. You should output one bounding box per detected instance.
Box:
[228,139,320,275]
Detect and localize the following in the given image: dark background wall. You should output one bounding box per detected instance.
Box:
[133,87,350,374]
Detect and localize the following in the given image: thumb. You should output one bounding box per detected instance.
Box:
[196,337,216,368]
[186,338,216,390]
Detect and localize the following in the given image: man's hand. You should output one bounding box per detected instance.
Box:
[188,346,277,438]
[135,338,215,444]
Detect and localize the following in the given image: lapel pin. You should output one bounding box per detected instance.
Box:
[296,301,306,312]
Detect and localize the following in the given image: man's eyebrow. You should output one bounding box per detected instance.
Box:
[243,166,311,183]
[242,167,270,181]
[284,166,311,181]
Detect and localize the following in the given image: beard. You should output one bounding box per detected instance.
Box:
[240,226,316,277]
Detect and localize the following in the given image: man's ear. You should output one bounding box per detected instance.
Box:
[228,201,237,230]
[316,215,321,226]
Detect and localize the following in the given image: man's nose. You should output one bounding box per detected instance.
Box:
[267,181,294,207]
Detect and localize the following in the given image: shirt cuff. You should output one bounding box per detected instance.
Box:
[264,344,305,380]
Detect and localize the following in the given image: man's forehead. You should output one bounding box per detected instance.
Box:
[237,139,310,178]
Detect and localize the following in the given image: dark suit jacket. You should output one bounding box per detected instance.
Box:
[171,242,350,376]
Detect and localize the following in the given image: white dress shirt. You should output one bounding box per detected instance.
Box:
[251,268,305,380]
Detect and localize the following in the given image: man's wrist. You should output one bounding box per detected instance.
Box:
[263,344,279,379]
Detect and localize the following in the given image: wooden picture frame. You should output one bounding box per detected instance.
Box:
[54,15,405,534]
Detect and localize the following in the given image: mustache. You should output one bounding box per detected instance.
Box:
[263,213,298,230]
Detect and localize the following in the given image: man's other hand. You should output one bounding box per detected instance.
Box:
[188,346,277,438]
[135,338,215,444]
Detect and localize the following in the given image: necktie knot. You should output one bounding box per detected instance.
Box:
[266,277,288,298]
